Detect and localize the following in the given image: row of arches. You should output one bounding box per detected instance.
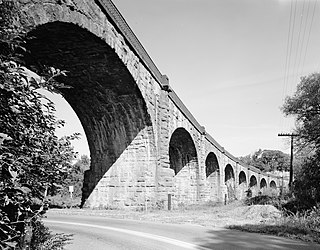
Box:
[212,162,277,189]
[168,128,277,196]
[169,128,277,185]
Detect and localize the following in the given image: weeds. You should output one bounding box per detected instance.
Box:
[229,205,320,243]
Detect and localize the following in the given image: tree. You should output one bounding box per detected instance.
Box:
[293,154,320,208]
[0,57,77,250]
[0,1,76,248]
[282,73,320,209]
[239,149,290,172]
[282,73,320,150]
[49,155,90,208]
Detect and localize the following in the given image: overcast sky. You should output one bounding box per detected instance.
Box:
[52,0,320,157]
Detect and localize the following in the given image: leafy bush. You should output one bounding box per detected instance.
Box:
[0,2,77,247]
[244,194,282,209]
[292,154,320,210]
[31,220,72,250]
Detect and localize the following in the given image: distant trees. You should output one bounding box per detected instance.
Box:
[282,73,320,208]
[239,149,290,172]
[49,155,90,208]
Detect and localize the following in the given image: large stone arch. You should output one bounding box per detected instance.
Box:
[205,152,219,177]
[169,128,199,204]
[239,171,247,185]
[205,152,220,201]
[260,178,267,189]
[249,175,257,187]
[269,180,278,196]
[238,171,247,199]
[260,178,267,194]
[249,175,258,196]
[225,164,236,201]
[23,20,157,208]
[270,180,277,189]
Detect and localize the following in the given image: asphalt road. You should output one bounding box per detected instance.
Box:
[44,213,320,250]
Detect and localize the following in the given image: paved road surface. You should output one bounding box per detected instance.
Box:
[44,213,320,250]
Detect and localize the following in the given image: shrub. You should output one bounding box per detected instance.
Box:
[244,194,282,209]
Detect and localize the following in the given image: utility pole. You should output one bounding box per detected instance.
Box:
[278,133,299,187]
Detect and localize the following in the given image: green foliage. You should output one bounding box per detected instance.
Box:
[281,73,320,210]
[48,155,90,208]
[240,149,290,172]
[30,220,72,250]
[282,73,320,149]
[244,195,283,209]
[292,154,320,209]
[0,31,76,250]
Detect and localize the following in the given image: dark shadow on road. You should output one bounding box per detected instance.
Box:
[195,228,320,250]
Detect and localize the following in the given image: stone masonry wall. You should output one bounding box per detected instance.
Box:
[13,0,287,209]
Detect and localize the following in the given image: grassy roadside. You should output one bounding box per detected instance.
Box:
[47,200,320,245]
[228,207,320,244]
[46,200,279,228]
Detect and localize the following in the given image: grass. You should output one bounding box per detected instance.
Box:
[47,198,320,245]
[228,206,320,244]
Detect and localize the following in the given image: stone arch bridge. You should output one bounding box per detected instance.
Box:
[11,0,287,209]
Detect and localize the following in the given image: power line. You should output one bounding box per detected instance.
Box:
[278,133,299,187]
[280,0,295,136]
[301,0,317,76]
[296,0,310,81]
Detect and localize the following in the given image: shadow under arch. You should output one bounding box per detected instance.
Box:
[205,152,219,177]
[238,170,247,200]
[249,175,258,196]
[249,175,257,187]
[205,152,220,201]
[225,164,235,200]
[260,178,267,189]
[225,164,235,182]
[169,127,199,203]
[270,180,277,189]
[24,21,155,208]
[239,171,247,185]
[169,128,198,175]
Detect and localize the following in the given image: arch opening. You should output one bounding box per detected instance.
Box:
[225,164,235,200]
[260,178,267,189]
[169,128,198,175]
[24,22,155,208]
[270,180,277,189]
[249,175,257,187]
[205,152,219,177]
[239,171,247,185]
[225,164,235,182]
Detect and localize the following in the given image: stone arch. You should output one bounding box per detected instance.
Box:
[24,21,156,208]
[225,164,235,182]
[270,180,277,189]
[238,171,247,200]
[260,178,267,189]
[249,175,257,187]
[169,128,199,203]
[225,164,235,200]
[239,171,247,185]
[205,152,219,177]
[169,128,198,175]
[205,152,220,201]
